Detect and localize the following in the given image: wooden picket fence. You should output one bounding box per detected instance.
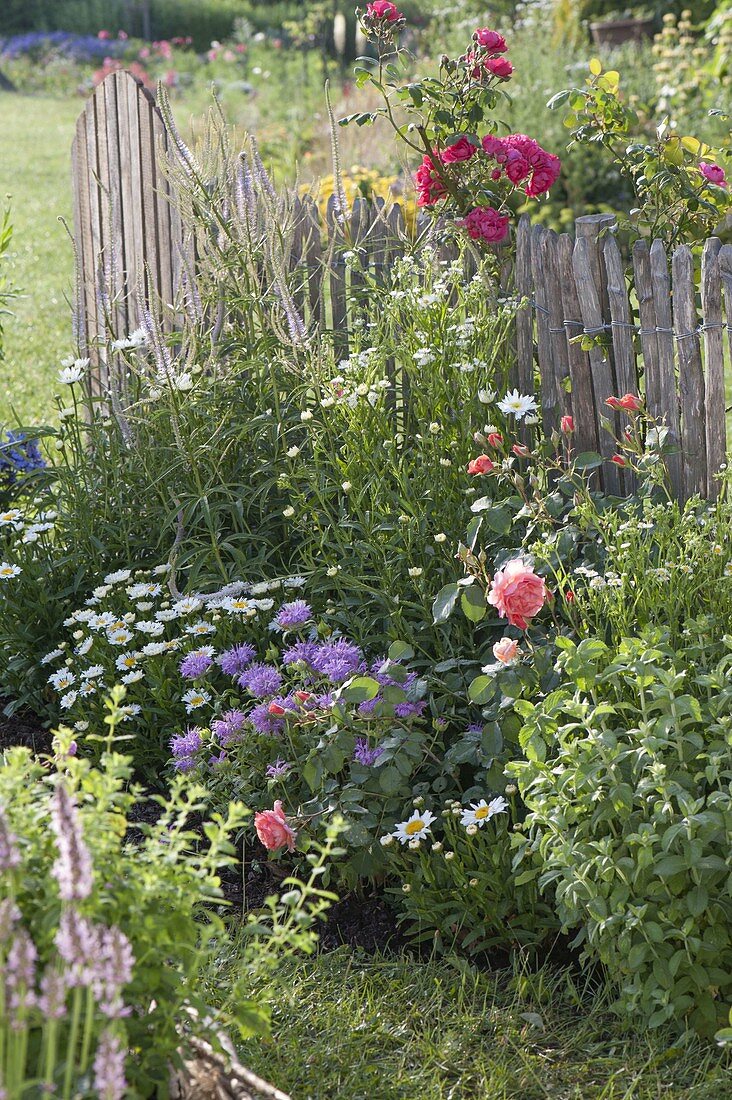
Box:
[72,71,732,502]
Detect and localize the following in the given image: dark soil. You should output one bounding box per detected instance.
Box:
[0,701,52,754]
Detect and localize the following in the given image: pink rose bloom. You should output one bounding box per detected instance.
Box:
[488,559,548,630]
[481,134,507,159]
[700,161,727,187]
[440,136,478,164]
[493,637,519,664]
[367,0,404,20]
[618,393,642,411]
[415,154,447,207]
[505,150,531,185]
[255,800,297,853]
[97,29,111,40]
[485,56,513,79]
[467,454,495,475]
[459,206,510,244]
[474,28,508,52]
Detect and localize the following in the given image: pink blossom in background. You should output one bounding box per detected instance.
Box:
[458,206,509,243]
[255,800,297,853]
[488,559,548,630]
[366,0,404,21]
[699,161,727,187]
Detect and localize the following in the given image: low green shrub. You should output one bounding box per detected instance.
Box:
[509,629,732,1035]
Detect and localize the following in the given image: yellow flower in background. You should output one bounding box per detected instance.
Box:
[301,165,418,235]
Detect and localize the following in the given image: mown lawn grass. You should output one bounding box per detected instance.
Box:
[230,948,732,1100]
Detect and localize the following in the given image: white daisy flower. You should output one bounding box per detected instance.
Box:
[171,372,194,392]
[249,582,272,596]
[392,809,437,845]
[119,704,141,721]
[141,641,167,656]
[79,681,97,697]
[73,721,89,732]
[172,597,201,616]
[0,510,22,526]
[74,637,93,657]
[153,563,171,575]
[283,576,307,588]
[121,669,144,685]
[184,620,216,636]
[221,596,253,614]
[49,669,75,691]
[136,620,165,636]
[116,652,140,671]
[497,390,538,420]
[0,563,21,579]
[182,689,210,712]
[58,359,89,385]
[107,628,135,646]
[252,598,274,611]
[41,648,64,665]
[81,665,104,679]
[127,582,162,600]
[155,608,179,622]
[59,690,78,709]
[460,796,509,828]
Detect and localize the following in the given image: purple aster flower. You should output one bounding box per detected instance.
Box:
[208,750,226,767]
[173,755,197,773]
[249,700,286,736]
[282,640,319,666]
[273,599,313,631]
[238,662,283,698]
[358,697,381,717]
[50,785,93,902]
[93,1027,127,1100]
[313,691,334,710]
[394,701,427,719]
[179,651,213,679]
[467,722,484,734]
[170,727,202,758]
[211,708,247,746]
[266,758,291,779]
[353,738,384,767]
[311,640,363,683]
[219,643,256,676]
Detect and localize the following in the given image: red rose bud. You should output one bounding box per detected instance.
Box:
[611,454,627,467]
[605,396,622,410]
[618,393,642,411]
[486,432,503,448]
[467,454,495,475]
[512,444,531,457]
[565,589,575,603]
[267,702,287,717]
[294,691,312,703]
[560,415,574,433]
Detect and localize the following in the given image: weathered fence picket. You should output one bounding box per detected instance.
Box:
[72,72,732,504]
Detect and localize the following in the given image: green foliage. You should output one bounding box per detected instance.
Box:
[509,630,732,1036]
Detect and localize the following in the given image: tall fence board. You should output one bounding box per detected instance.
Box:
[72,73,732,503]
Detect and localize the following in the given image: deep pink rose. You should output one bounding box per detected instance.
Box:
[440,136,478,164]
[482,134,507,160]
[505,150,531,184]
[255,800,297,853]
[458,206,510,244]
[474,28,508,52]
[700,161,727,187]
[366,0,403,21]
[488,559,548,630]
[484,56,513,78]
[415,154,447,207]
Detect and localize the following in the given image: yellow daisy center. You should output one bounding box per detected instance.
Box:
[475,806,490,820]
[405,819,425,836]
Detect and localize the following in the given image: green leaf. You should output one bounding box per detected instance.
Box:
[388,640,415,662]
[378,766,403,794]
[340,676,380,703]
[484,506,513,535]
[461,586,487,623]
[469,675,495,705]
[432,583,460,624]
[574,451,603,470]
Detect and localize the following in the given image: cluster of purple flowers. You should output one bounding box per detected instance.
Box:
[179,648,214,679]
[0,430,46,491]
[170,726,203,772]
[358,660,427,721]
[0,32,126,61]
[219,643,256,676]
[272,599,313,631]
[238,662,283,698]
[353,738,384,767]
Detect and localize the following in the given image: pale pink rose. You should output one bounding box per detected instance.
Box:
[493,637,519,664]
[488,558,548,630]
[255,800,297,853]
